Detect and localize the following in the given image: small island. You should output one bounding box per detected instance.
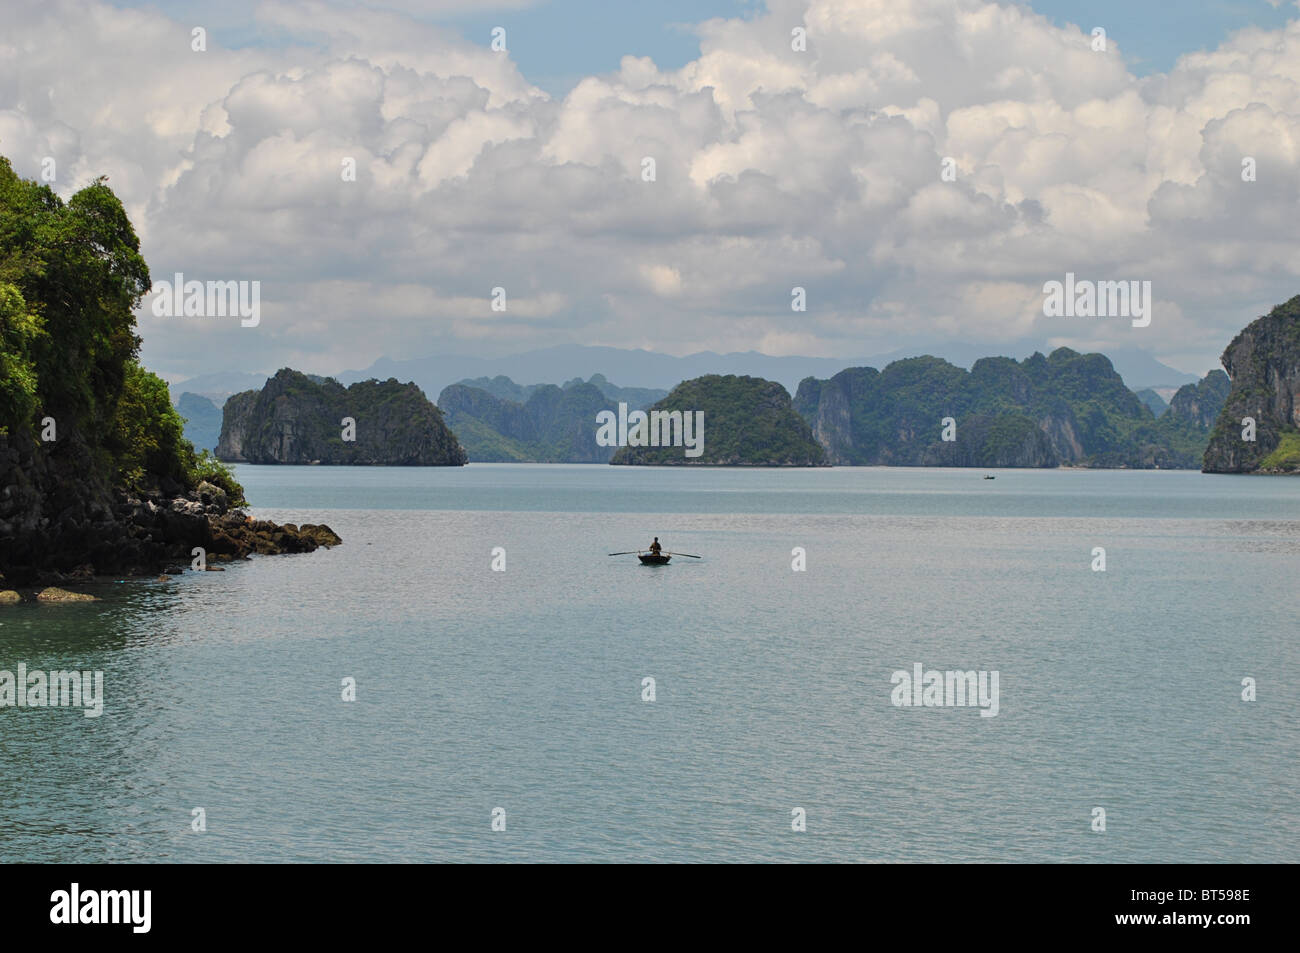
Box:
[217,369,466,466]
[610,374,828,466]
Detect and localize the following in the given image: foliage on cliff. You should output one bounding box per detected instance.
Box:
[610,374,827,466]
[0,154,243,499]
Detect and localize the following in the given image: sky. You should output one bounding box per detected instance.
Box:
[2,0,1299,384]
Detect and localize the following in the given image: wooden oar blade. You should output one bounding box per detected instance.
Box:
[608,551,641,556]
[667,552,702,558]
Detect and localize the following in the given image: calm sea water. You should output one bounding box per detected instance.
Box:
[1,465,1296,863]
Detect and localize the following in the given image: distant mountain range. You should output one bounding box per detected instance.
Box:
[169,371,271,408]
[175,343,1201,411]
[432,353,1226,467]
[437,374,667,462]
[176,297,1300,472]
[176,392,222,453]
[324,343,1201,403]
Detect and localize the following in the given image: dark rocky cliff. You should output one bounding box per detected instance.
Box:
[1203,296,1300,473]
[218,369,467,466]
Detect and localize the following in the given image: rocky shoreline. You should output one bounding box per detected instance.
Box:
[0,470,340,590]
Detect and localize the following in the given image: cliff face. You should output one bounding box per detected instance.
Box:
[0,427,339,584]
[218,369,467,465]
[793,350,1224,468]
[1203,296,1300,473]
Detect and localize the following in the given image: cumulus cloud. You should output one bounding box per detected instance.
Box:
[1,0,1298,382]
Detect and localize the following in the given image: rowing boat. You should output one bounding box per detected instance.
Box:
[608,547,702,564]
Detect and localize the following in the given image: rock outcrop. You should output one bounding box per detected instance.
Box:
[1203,295,1300,473]
[218,369,466,466]
[35,587,98,602]
[0,429,341,585]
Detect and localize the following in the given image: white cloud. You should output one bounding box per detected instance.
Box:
[2,0,1298,382]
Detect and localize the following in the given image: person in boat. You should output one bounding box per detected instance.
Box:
[649,537,662,556]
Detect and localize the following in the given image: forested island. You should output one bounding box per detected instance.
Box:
[0,156,338,591]
[611,375,827,466]
[217,369,466,465]
[792,349,1228,468]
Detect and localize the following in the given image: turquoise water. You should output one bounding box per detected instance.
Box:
[1,464,1296,862]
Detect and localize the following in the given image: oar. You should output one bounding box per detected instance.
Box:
[608,551,642,556]
[667,552,702,558]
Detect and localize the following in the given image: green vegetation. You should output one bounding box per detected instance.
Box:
[1256,428,1300,471]
[611,374,827,466]
[438,379,614,462]
[794,350,1227,468]
[0,153,245,501]
[219,368,466,465]
[0,281,42,435]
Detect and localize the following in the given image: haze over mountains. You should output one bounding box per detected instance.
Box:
[173,343,1201,408]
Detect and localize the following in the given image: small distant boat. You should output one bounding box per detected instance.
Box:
[609,547,702,565]
[984,475,995,479]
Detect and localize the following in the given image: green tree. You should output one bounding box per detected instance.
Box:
[0,281,43,437]
[0,153,246,502]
